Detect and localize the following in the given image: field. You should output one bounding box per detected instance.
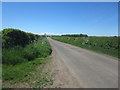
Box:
[2,28,53,88]
[52,36,119,58]
[1,28,119,88]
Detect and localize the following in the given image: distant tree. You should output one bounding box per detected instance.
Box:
[62,34,88,37]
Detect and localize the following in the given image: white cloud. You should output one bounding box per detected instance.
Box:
[39,32,61,35]
[39,33,45,35]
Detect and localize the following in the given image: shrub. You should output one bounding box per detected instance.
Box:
[2,28,29,48]
[27,33,36,43]
[2,28,51,65]
[2,37,51,65]
[23,43,38,61]
[23,37,51,61]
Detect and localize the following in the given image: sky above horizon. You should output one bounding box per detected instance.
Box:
[2,2,118,36]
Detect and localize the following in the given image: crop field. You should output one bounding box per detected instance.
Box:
[52,36,119,58]
[2,28,52,88]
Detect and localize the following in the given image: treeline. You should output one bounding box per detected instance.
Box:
[62,34,88,37]
[2,28,41,48]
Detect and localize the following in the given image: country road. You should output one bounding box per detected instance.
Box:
[47,37,118,88]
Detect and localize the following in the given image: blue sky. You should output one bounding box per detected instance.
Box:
[2,2,118,36]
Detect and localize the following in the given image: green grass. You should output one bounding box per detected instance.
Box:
[2,37,52,65]
[2,37,53,88]
[52,37,119,58]
[2,46,26,65]
[2,58,44,82]
[2,57,53,88]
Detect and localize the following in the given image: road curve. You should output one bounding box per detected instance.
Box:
[47,37,118,88]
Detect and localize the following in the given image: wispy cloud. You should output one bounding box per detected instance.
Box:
[39,32,61,35]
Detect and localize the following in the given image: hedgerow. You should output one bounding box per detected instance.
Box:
[2,28,51,65]
[2,28,41,48]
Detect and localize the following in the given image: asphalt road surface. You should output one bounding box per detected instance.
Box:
[47,37,118,88]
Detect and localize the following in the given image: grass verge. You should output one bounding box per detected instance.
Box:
[2,37,53,88]
[2,56,53,88]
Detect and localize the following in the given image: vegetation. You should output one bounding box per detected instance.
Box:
[2,28,41,48]
[2,38,51,65]
[2,28,52,88]
[52,36,119,58]
[2,57,53,88]
[62,34,88,37]
[3,58,44,82]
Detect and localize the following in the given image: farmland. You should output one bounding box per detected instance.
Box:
[2,28,53,88]
[52,36,119,58]
[1,29,119,88]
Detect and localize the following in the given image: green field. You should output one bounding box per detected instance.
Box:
[52,36,119,58]
[2,28,52,88]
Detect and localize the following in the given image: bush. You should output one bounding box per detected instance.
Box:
[27,33,36,43]
[2,28,29,48]
[2,37,51,65]
[2,28,51,65]
[23,44,38,61]
[24,37,51,61]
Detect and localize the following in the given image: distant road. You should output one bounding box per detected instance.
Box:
[47,37,118,88]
